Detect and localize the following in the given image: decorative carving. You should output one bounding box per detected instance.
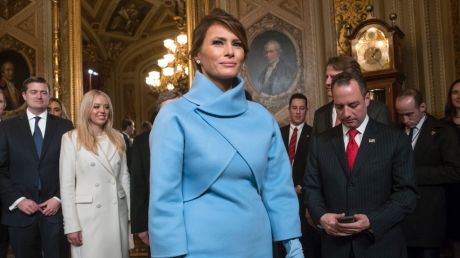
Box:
[452,0,460,78]
[279,0,302,19]
[244,14,304,113]
[106,0,153,36]
[334,0,368,55]
[106,40,127,60]
[238,0,259,18]
[0,34,35,75]
[52,0,61,98]
[17,13,36,37]
[0,0,31,20]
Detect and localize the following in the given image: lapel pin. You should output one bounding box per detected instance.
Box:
[369,138,375,143]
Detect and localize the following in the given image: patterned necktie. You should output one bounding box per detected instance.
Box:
[33,116,43,158]
[288,127,298,163]
[408,127,414,141]
[346,129,359,171]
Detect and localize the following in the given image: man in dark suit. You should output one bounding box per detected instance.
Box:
[130,91,178,251]
[279,93,317,258]
[313,56,391,135]
[256,40,295,95]
[0,77,73,258]
[304,72,417,258]
[121,118,135,169]
[0,89,8,258]
[395,88,460,258]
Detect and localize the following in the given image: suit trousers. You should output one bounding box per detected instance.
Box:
[407,247,440,258]
[0,224,8,258]
[8,213,69,258]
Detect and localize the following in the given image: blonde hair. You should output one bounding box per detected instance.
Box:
[48,97,69,119]
[74,90,125,154]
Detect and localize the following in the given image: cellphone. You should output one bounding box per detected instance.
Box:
[337,215,355,223]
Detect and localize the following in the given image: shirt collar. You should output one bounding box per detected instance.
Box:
[290,123,304,131]
[27,109,47,121]
[342,115,369,136]
[413,114,427,131]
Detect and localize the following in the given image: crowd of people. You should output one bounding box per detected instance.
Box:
[0,8,459,258]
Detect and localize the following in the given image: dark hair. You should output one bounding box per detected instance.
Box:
[397,88,424,107]
[289,93,308,107]
[445,79,460,121]
[121,118,134,130]
[190,8,248,72]
[331,71,367,96]
[326,56,362,77]
[22,76,50,92]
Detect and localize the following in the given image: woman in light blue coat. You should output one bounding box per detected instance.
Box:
[149,9,303,258]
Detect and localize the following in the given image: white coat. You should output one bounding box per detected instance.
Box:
[60,131,130,258]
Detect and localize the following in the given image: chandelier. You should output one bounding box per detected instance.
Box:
[146,14,189,94]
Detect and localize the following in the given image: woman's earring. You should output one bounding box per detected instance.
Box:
[196,59,201,64]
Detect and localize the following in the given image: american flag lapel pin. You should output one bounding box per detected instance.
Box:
[369,138,376,143]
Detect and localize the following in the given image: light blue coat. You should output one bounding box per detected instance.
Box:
[149,72,301,257]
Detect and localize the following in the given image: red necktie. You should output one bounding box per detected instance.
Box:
[346,129,359,171]
[288,127,298,163]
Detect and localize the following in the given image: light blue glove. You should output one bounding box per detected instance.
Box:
[283,238,304,258]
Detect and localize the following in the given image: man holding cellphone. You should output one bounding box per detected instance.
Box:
[303,72,417,258]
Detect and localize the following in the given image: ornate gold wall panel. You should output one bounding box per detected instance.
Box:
[0,0,31,20]
[452,0,460,79]
[333,0,368,55]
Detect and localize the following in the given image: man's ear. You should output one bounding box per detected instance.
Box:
[364,92,370,107]
[419,102,426,113]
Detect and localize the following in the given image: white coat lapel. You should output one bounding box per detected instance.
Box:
[90,142,117,177]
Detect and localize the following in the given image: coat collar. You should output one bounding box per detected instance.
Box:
[184,72,248,117]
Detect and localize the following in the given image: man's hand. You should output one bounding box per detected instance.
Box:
[305,209,315,227]
[38,198,61,216]
[336,214,370,235]
[295,185,302,194]
[137,231,149,246]
[17,199,39,215]
[66,231,83,246]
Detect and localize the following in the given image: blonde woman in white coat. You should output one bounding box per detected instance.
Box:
[59,90,130,258]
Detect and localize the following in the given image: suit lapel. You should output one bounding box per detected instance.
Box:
[89,143,117,177]
[331,127,349,177]
[41,115,57,159]
[281,126,289,149]
[326,102,334,129]
[351,120,377,175]
[18,114,39,161]
[413,116,432,157]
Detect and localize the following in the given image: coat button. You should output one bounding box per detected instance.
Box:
[95,183,100,187]
[96,204,102,208]
[90,162,96,166]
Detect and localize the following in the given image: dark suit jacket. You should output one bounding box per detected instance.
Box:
[123,132,132,170]
[0,113,73,227]
[402,114,460,247]
[304,119,417,258]
[129,130,150,233]
[280,123,312,186]
[312,100,391,135]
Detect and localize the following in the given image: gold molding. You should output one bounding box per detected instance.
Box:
[66,0,83,122]
[51,0,61,98]
[333,0,368,55]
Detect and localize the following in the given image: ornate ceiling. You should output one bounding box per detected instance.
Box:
[80,0,182,62]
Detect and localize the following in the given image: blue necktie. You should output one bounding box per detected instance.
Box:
[33,116,43,190]
[33,116,43,158]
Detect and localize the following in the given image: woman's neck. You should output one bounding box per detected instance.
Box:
[90,124,104,136]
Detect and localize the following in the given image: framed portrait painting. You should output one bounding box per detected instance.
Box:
[243,14,304,114]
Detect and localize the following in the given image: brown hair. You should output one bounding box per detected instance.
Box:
[190,8,248,72]
[48,97,69,119]
[331,71,367,96]
[445,79,460,121]
[397,88,424,107]
[326,56,362,77]
[22,76,51,93]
